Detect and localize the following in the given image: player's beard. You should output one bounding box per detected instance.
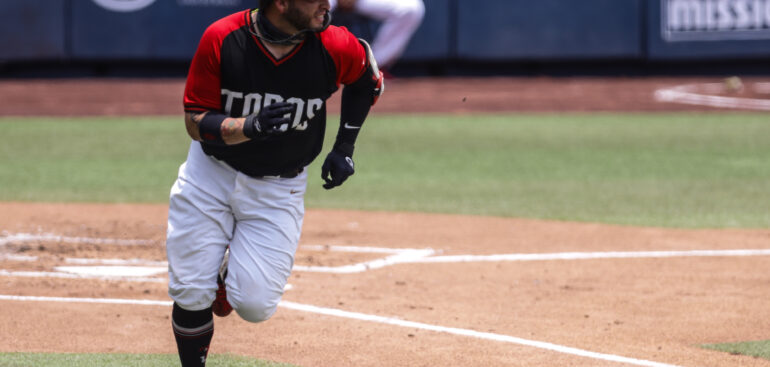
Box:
[285,4,326,32]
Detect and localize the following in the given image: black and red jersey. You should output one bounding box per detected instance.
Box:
[184,9,367,177]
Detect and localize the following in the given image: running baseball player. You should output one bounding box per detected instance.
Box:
[330,0,424,71]
[165,0,383,365]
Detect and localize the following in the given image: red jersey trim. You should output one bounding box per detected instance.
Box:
[247,10,306,66]
[318,25,367,87]
[184,105,210,113]
[253,34,305,66]
[184,10,250,112]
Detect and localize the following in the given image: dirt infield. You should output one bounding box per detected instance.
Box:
[2,203,770,366]
[1,76,768,116]
[1,76,770,366]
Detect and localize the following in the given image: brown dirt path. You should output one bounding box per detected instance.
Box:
[1,203,770,366]
[0,76,767,116]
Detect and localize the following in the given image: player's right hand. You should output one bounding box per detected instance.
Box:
[243,101,295,138]
[321,149,355,189]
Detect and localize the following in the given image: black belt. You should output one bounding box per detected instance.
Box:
[279,167,303,178]
[263,167,303,179]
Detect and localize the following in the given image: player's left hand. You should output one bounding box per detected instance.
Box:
[321,149,354,189]
[243,101,295,139]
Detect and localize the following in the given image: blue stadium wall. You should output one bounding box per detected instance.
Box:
[1,0,769,71]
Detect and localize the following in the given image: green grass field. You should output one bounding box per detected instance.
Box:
[1,113,768,364]
[1,113,768,228]
[702,340,770,360]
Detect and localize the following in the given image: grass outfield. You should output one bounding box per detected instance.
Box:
[702,340,770,360]
[0,353,296,367]
[1,113,769,362]
[1,113,769,228]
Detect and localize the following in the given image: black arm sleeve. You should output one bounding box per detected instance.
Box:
[334,69,380,156]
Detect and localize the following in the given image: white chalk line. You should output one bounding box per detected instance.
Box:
[2,256,167,266]
[0,254,38,261]
[0,294,681,367]
[4,232,765,274]
[654,82,770,110]
[0,294,172,306]
[30,248,770,275]
[405,248,770,264]
[300,244,431,254]
[53,265,167,277]
[0,232,154,246]
[292,248,436,273]
[4,237,770,278]
[64,257,168,266]
[0,270,166,283]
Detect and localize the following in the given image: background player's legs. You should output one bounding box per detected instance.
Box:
[224,172,307,323]
[353,0,425,68]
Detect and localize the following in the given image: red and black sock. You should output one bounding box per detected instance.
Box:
[172,303,214,367]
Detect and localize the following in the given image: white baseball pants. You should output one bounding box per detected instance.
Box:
[166,142,306,323]
[330,0,425,68]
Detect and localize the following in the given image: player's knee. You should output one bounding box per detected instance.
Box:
[398,1,425,25]
[231,296,279,323]
[169,286,216,312]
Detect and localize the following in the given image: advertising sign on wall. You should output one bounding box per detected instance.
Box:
[91,0,157,12]
[648,0,770,59]
[662,0,770,41]
[91,0,242,12]
[72,0,246,59]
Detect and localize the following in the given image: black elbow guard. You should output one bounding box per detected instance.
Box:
[358,38,385,105]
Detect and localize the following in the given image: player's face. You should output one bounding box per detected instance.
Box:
[285,0,330,32]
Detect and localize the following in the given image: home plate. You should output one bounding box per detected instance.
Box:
[54,266,167,277]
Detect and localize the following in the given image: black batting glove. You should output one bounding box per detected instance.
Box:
[321,148,355,190]
[243,101,295,138]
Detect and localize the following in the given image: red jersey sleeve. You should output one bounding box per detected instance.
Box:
[183,11,247,113]
[319,25,367,87]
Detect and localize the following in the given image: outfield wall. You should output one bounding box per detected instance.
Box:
[1,0,769,65]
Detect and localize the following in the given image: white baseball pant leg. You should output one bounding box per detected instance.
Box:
[330,0,425,68]
[167,142,306,323]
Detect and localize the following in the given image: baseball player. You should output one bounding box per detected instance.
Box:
[165,0,384,365]
[330,0,424,71]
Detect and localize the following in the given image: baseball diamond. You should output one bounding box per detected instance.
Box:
[0,74,770,366]
[2,0,770,364]
[1,203,770,366]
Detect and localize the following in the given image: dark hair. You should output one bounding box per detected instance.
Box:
[259,0,275,9]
